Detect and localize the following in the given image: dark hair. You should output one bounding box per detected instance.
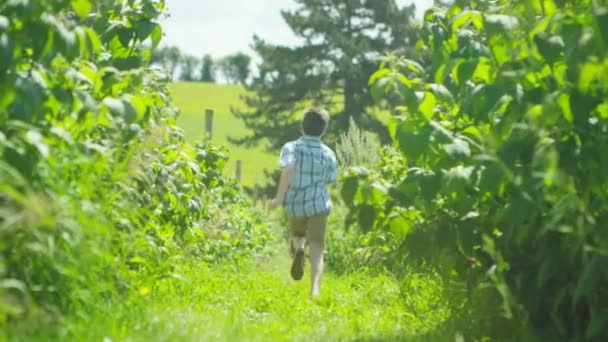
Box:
[301,107,329,136]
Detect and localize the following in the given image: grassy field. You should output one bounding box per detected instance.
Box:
[168,82,277,187]
[12,242,455,341]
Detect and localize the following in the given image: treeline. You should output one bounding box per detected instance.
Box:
[151,46,251,84]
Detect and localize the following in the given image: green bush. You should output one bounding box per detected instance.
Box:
[0,0,271,330]
[342,0,608,339]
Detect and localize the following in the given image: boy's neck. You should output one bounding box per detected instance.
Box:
[302,134,322,140]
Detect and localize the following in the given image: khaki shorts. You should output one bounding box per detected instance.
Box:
[290,214,328,246]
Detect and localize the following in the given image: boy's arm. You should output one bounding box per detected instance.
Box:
[269,164,295,210]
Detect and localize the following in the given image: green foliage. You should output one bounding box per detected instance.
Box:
[232,0,419,150]
[343,0,608,339]
[0,0,271,330]
[335,117,380,169]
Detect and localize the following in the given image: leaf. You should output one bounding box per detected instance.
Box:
[340,175,359,205]
[357,204,376,232]
[151,24,163,47]
[396,123,432,161]
[534,33,565,64]
[117,27,133,48]
[135,19,156,40]
[444,138,471,159]
[453,59,478,85]
[442,166,474,194]
[71,0,93,19]
[479,163,505,195]
[398,59,424,74]
[370,76,389,102]
[418,91,436,119]
[427,83,454,103]
[472,57,492,83]
[25,130,49,158]
[451,10,483,31]
[102,97,125,116]
[420,172,440,201]
[484,14,518,35]
[124,95,147,121]
[389,212,412,239]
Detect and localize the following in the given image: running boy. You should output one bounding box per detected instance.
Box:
[268,107,338,298]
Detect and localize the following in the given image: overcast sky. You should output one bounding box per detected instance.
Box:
[160,0,435,59]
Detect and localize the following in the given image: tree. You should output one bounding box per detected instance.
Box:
[151,46,182,79]
[200,54,215,82]
[179,55,199,81]
[232,0,418,150]
[218,52,251,84]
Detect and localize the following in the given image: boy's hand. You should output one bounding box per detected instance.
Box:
[268,197,282,211]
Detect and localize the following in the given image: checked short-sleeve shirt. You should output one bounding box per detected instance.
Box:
[279,135,338,218]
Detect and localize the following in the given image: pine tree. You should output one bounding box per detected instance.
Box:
[200,54,215,82]
[231,0,417,149]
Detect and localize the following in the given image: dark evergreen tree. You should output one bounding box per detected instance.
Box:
[200,54,215,82]
[219,52,251,84]
[232,0,418,149]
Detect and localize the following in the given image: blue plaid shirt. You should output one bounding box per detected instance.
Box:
[279,135,338,218]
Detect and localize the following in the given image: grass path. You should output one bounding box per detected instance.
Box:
[24,245,453,342]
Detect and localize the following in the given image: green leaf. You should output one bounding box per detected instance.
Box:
[453,59,478,85]
[102,97,125,116]
[534,33,564,64]
[444,138,471,159]
[427,83,454,103]
[71,0,93,18]
[418,91,436,119]
[420,172,440,201]
[370,76,389,102]
[118,27,133,48]
[442,166,474,194]
[396,123,432,161]
[124,95,147,121]
[451,10,483,31]
[135,20,156,40]
[484,14,518,35]
[472,57,492,83]
[340,175,359,205]
[357,204,376,232]
[151,24,163,47]
[25,130,49,158]
[479,163,505,195]
[389,212,412,239]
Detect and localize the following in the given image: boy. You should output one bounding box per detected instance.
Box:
[268,107,338,299]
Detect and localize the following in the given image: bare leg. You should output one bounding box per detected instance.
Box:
[306,215,327,298]
[309,240,324,298]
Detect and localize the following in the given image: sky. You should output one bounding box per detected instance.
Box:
[160,0,435,59]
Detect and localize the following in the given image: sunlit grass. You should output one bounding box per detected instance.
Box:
[12,248,454,341]
[168,82,277,187]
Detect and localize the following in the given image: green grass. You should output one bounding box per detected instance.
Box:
[11,243,455,341]
[168,82,277,187]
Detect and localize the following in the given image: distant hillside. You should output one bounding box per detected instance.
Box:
[168,82,276,187]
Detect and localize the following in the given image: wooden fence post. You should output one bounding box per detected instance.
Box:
[205,109,214,140]
[235,160,243,183]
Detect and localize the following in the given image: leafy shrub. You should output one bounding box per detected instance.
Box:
[336,117,380,168]
[0,0,271,330]
[343,0,608,339]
